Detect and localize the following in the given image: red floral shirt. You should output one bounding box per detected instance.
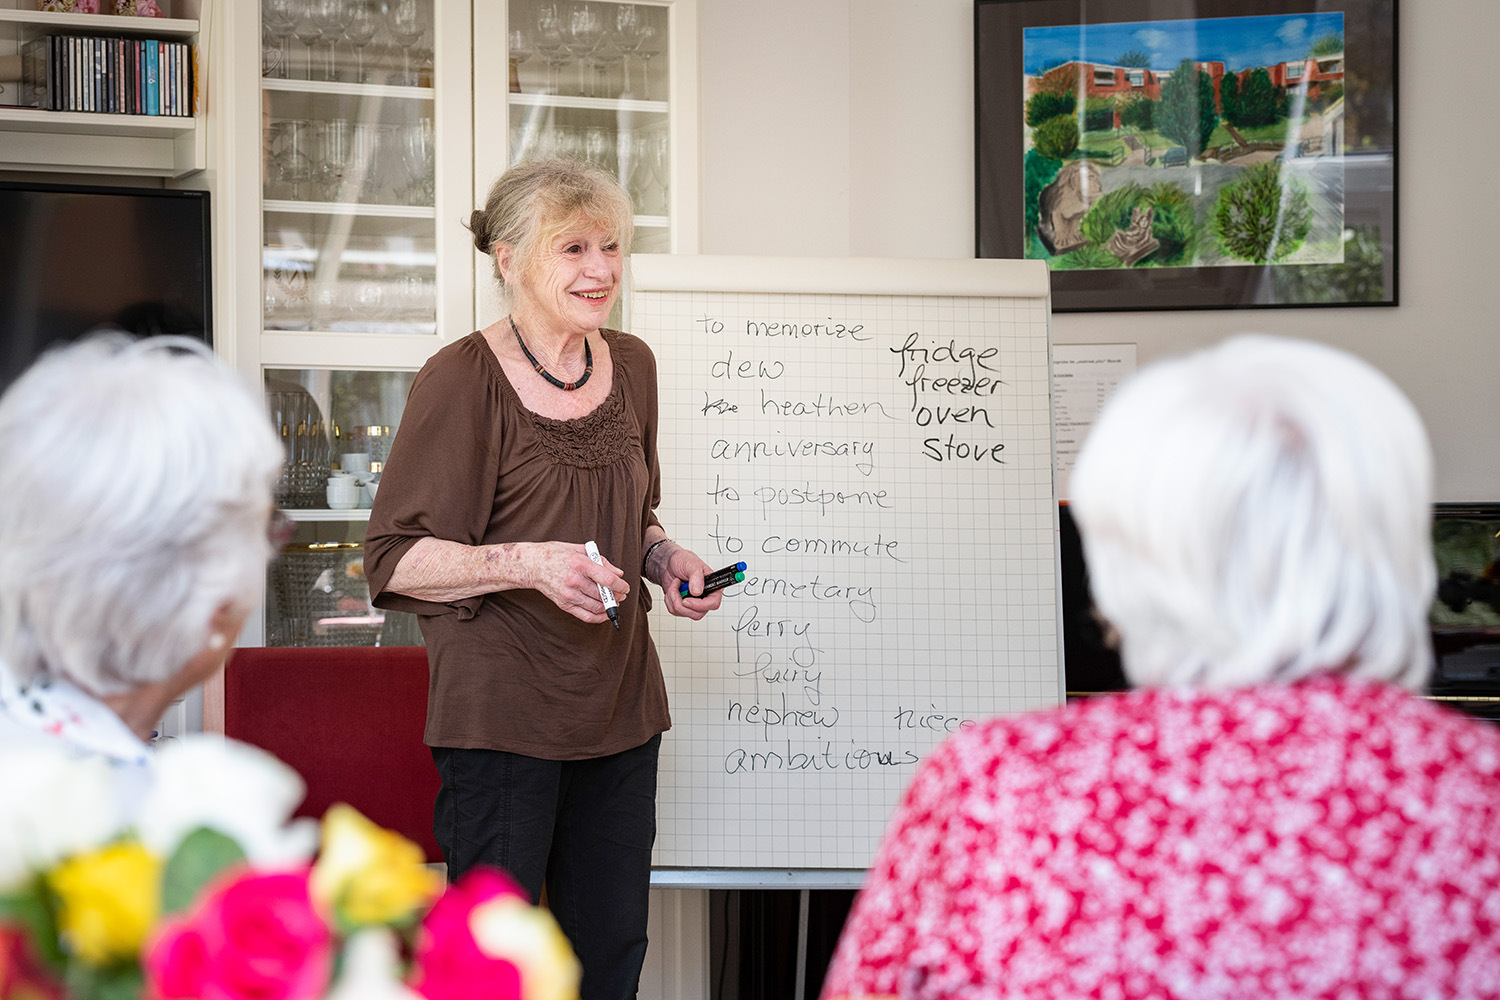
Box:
[822,678,1500,999]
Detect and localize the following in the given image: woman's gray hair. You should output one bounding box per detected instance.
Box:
[0,334,282,695]
[1070,335,1435,692]
[466,157,635,310]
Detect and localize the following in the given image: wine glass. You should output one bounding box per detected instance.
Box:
[271,118,315,201]
[344,0,380,83]
[646,128,670,215]
[263,0,298,80]
[628,131,659,214]
[310,0,352,82]
[317,118,354,201]
[399,118,435,206]
[508,27,533,93]
[636,24,660,100]
[564,3,603,97]
[350,121,385,202]
[533,4,568,96]
[613,4,644,95]
[387,0,424,86]
[293,14,325,82]
[589,37,623,99]
[583,125,613,173]
[262,29,284,78]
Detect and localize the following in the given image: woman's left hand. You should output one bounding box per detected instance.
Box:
[658,544,724,620]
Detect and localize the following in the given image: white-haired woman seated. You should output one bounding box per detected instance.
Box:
[0,334,282,782]
[823,336,1500,999]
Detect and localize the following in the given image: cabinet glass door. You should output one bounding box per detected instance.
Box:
[261,0,438,335]
[258,0,452,648]
[264,366,422,648]
[506,0,671,253]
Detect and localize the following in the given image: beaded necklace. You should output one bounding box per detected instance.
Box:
[510,316,593,391]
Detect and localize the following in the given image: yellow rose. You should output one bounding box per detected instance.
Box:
[311,804,442,928]
[470,896,581,1000]
[47,841,161,966]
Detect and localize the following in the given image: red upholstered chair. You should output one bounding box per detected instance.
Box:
[223,645,444,864]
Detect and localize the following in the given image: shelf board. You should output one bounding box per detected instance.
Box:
[262,78,434,100]
[264,199,436,219]
[0,105,194,136]
[282,508,372,522]
[0,9,198,38]
[509,92,667,114]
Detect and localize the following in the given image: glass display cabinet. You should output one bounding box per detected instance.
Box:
[249,0,693,647]
[257,0,462,648]
[504,0,684,256]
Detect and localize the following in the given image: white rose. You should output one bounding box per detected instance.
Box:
[0,747,126,888]
[325,929,424,1000]
[135,736,317,865]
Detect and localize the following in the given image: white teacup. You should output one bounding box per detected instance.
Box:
[326,483,361,510]
[340,452,372,474]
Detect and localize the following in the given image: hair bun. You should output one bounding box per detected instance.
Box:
[468,210,491,254]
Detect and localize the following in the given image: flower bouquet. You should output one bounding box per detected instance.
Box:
[0,740,579,1000]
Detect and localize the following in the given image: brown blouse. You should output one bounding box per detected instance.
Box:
[364,329,668,760]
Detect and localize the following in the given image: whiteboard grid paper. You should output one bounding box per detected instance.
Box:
[631,256,1059,873]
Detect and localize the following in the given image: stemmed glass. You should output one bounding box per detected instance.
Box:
[508,27,533,93]
[387,0,424,86]
[613,4,644,96]
[272,118,315,201]
[636,24,660,100]
[589,37,623,99]
[564,3,603,98]
[583,125,613,173]
[350,121,385,202]
[646,128,670,216]
[263,0,298,80]
[262,29,284,78]
[312,0,353,82]
[399,118,435,206]
[293,14,324,82]
[344,0,380,84]
[317,118,354,202]
[534,5,568,96]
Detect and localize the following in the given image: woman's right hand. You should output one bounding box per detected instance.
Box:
[524,541,629,624]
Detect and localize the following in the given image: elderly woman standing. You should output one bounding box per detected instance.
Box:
[822,336,1500,999]
[0,335,283,776]
[364,158,721,1000]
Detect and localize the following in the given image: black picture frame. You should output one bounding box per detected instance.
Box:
[976,0,1397,312]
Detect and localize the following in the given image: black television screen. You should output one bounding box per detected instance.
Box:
[0,181,211,392]
[1060,501,1500,719]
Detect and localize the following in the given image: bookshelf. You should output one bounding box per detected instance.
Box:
[0,4,203,177]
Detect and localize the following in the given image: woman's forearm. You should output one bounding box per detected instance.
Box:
[383,537,538,603]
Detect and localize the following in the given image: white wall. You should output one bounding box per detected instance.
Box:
[698,1,1500,501]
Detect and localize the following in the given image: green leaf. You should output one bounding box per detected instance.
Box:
[0,883,65,969]
[65,960,144,1000]
[160,827,246,915]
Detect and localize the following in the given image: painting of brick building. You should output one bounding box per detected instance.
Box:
[1021,13,1346,271]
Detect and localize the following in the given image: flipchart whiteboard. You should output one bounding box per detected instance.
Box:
[630,256,1061,878]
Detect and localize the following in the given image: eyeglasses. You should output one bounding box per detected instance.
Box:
[268,509,298,551]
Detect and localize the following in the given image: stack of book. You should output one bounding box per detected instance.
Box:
[21,35,194,117]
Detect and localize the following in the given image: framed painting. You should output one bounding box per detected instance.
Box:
[975,0,1397,311]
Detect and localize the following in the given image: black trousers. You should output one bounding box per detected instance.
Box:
[431,734,661,1000]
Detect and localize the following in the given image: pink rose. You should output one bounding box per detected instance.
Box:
[136,0,163,16]
[145,868,334,1000]
[410,868,527,1000]
[75,0,100,12]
